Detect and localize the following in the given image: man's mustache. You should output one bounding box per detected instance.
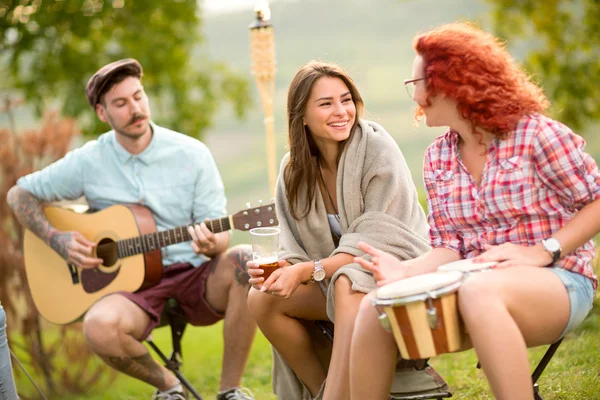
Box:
[128,114,147,125]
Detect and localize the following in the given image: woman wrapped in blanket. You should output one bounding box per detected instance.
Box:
[246,61,431,400]
[350,22,598,400]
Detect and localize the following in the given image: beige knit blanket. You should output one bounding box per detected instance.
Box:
[272,119,432,399]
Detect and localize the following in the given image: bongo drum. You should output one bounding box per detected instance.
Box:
[437,258,497,274]
[372,271,464,360]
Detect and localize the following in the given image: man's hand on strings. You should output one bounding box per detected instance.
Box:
[188,220,218,255]
[49,230,103,269]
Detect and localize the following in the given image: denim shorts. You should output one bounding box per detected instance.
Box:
[548,267,595,339]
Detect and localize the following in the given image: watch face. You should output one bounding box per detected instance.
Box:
[544,238,561,253]
[314,268,326,281]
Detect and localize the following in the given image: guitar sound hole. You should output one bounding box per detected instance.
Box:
[96,238,118,267]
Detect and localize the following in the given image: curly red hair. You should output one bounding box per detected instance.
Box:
[413,22,549,136]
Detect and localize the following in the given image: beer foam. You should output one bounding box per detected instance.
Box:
[253,256,278,265]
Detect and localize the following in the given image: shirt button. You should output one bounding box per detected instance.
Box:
[586,175,595,183]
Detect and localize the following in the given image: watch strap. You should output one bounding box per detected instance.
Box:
[551,249,561,264]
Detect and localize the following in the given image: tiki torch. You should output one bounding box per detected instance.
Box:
[249,0,277,195]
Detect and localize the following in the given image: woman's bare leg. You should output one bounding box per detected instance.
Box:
[323,276,365,400]
[248,284,328,397]
[458,267,570,400]
[349,291,397,400]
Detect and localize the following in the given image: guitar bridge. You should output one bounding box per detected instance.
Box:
[68,263,79,284]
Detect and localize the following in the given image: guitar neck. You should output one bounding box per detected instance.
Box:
[116,216,233,258]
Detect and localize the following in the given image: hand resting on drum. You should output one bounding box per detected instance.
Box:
[472,242,553,268]
[355,241,462,286]
[354,242,409,286]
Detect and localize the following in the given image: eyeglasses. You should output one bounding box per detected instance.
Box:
[403,77,425,98]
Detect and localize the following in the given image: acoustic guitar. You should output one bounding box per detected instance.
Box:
[23,203,277,325]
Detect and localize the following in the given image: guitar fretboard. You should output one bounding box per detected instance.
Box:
[116,217,232,258]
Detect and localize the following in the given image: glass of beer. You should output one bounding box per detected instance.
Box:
[249,227,281,282]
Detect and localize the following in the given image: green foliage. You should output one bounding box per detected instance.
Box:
[0,0,251,137]
[486,0,600,131]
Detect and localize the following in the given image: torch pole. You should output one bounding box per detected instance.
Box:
[249,5,277,195]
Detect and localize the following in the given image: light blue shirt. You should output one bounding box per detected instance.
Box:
[17,122,227,267]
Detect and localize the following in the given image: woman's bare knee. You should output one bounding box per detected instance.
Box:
[247,287,277,322]
[357,292,378,318]
[334,275,353,297]
[458,275,501,320]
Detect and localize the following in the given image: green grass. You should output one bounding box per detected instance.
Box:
[14,325,278,400]
[14,294,599,399]
[430,296,600,399]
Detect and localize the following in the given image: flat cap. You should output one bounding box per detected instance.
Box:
[85,58,143,108]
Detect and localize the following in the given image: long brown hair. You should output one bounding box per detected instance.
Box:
[284,61,364,220]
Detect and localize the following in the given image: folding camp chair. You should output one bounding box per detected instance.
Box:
[146,299,203,400]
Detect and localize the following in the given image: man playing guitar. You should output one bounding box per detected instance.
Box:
[7,59,256,400]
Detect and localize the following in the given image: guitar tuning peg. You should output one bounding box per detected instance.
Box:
[246,202,251,209]
[258,199,263,206]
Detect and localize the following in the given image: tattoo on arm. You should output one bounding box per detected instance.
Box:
[8,186,53,240]
[49,232,73,260]
[104,353,166,388]
[7,186,71,259]
[227,247,253,286]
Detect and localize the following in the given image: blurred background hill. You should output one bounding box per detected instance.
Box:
[201,0,492,221]
[200,0,600,232]
[3,0,599,224]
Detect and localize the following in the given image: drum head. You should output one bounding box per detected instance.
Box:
[377,271,463,300]
[438,258,497,272]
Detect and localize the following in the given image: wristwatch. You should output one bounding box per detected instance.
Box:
[541,238,562,264]
[311,259,326,282]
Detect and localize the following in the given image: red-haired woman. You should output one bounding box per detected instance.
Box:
[349,22,598,400]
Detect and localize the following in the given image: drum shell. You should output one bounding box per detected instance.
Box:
[374,279,464,360]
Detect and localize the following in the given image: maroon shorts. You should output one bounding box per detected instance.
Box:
[119,258,224,339]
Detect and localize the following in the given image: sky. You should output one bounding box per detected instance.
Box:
[202,0,266,15]
[202,0,291,15]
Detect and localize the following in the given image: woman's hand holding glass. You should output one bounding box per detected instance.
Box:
[248,260,312,298]
[264,261,310,298]
[248,259,290,290]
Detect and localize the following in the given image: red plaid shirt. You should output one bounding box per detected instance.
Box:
[424,114,598,290]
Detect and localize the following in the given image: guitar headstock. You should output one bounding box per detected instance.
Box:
[232,200,278,231]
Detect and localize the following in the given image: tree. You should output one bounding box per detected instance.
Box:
[487,0,600,131]
[0,0,251,137]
